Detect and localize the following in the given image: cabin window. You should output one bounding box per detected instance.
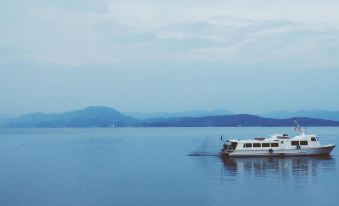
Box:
[262,143,270,147]
[311,137,317,141]
[291,141,299,146]
[271,143,279,147]
[243,143,252,148]
[253,143,261,147]
[300,141,308,145]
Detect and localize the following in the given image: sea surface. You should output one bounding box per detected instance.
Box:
[0,127,338,206]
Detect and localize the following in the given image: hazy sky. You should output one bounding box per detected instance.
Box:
[1,0,339,115]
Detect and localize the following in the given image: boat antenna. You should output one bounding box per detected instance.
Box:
[293,119,306,135]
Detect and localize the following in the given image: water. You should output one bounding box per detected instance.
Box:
[0,127,338,206]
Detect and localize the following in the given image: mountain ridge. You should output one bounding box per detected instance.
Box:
[1,106,137,128]
[141,114,339,127]
[1,107,339,128]
[261,109,339,121]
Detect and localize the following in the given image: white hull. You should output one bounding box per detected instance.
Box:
[222,145,335,157]
[221,124,335,157]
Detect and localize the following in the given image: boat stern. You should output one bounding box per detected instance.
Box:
[220,141,238,157]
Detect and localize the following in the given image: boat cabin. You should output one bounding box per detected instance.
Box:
[223,133,320,153]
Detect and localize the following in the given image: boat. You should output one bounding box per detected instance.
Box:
[220,121,335,157]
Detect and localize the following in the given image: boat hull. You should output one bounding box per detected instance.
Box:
[221,145,335,157]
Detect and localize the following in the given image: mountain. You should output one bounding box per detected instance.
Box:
[261,110,339,121]
[1,106,137,128]
[141,114,339,127]
[1,107,339,128]
[125,109,233,119]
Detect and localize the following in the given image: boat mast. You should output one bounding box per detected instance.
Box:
[294,119,306,135]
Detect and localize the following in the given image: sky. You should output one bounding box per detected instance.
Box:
[1,0,339,115]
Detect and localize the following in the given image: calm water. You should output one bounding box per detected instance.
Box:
[0,127,338,206]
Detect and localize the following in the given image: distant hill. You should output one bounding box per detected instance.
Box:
[0,106,137,128]
[141,114,339,127]
[1,107,339,128]
[125,109,233,119]
[261,110,339,121]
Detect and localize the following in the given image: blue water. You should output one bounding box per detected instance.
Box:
[0,127,338,206]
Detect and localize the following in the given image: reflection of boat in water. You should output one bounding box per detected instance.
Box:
[221,156,335,177]
[220,121,335,157]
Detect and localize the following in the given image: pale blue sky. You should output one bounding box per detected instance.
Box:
[1,0,339,115]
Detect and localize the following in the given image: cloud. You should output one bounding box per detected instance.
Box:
[106,0,339,28]
[1,0,339,68]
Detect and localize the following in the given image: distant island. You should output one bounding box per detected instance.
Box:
[1,106,339,128]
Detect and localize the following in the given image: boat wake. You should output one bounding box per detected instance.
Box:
[187,140,220,156]
[187,152,220,156]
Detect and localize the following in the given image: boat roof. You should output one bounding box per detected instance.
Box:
[228,133,316,143]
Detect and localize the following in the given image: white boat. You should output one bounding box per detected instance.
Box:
[220,123,335,157]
